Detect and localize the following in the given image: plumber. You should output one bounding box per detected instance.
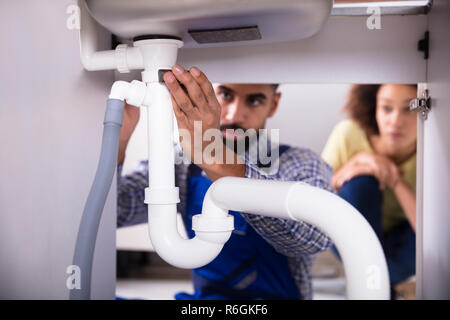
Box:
[116,65,335,300]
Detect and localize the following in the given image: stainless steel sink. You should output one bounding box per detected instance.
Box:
[85,0,332,48]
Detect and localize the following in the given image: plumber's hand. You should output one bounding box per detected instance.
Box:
[117,103,140,166]
[163,65,245,181]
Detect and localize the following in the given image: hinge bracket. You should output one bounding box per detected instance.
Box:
[410,89,431,120]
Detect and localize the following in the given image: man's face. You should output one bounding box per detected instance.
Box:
[213,84,281,144]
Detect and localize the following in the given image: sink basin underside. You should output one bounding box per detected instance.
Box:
[85,0,332,48]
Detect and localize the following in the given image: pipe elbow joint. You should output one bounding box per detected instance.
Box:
[192,215,234,244]
[109,80,148,106]
[194,186,234,244]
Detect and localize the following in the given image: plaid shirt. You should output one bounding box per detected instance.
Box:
[117,146,334,299]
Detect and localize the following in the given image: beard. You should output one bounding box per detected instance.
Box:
[220,124,268,157]
[220,124,279,170]
[220,124,258,154]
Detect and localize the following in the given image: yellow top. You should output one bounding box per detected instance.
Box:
[321,119,416,232]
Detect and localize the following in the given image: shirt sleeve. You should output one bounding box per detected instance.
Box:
[116,161,149,227]
[240,148,335,257]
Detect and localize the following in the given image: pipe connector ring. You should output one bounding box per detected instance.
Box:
[192,214,234,244]
[145,187,180,205]
[115,44,130,73]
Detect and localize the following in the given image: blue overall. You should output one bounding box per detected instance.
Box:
[175,145,300,300]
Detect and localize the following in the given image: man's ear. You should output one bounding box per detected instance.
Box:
[267,92,281,118]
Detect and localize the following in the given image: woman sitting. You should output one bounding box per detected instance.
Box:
[321,84,417,293]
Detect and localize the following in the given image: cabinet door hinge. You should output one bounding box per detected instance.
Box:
[410,89,431,120]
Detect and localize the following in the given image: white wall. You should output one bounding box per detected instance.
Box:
[267,84,349,153]
[0,1,116,299]
[178,15,427,84]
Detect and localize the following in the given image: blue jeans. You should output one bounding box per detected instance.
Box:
[331,175,416,286]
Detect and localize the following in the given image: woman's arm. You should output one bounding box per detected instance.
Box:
[331,153,374,190]
[332,152,401,190]
[332,152,417,232]
[392,179,416,232]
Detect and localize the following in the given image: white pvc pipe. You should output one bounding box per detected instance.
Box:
[134,39,184,82]
[147,204,232,269]
[205,177,390,300]
[108,80,148,106]
[108,81,132,101]
[78,0,143,72]
[143,82,234,269]
[145,83,176,190]
[78,0,115,71]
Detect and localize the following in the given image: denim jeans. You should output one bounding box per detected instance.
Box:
[331,175,416,286]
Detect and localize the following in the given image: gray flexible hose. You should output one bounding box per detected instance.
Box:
[70,99,124,300]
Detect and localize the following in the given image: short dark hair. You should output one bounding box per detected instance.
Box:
[343,84,417,136]
[272,84,279,91]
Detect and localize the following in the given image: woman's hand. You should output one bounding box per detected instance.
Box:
[331,160,374,190]
[332,152,401,190]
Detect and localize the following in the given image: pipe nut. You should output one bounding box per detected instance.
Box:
[195,231,232,245]
[126,80,148,107]
[192,214,234,233]
[115,44,130,73]
[193,214,234,244]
